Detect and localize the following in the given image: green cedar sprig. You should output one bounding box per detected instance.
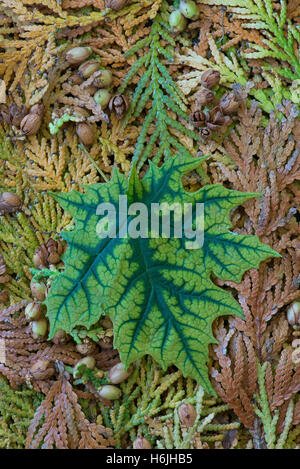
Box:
[118,3,199,172]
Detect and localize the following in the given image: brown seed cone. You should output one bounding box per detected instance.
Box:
[199,127,211,139]
[76,122,95,146]
[99,335,114,350]
[201,69,220,89]
[189,110,206,128]
[78,60,101,79]
[0,105,10,124]
[105,0,129,10]
[66,47,92,65]
[178,403,197,427]
[219,91,240,115]
[0,192,22,215]
[0,254,10,284]
[11,105,28,127]
[206,105,231,131]
[108,362,132,384]
[92,70,113,88]
[33,238,65,269]
[0,274,11,284]
[194,89,215,107]
[0,290,9,303]
[0,103,27,127]
[83,85,98,95]
[287,301,300,327]
[33,246,48,269]
[69,72,85,85]
[30,280,47,301]
[46,238,65,257]
[108,94,129,119]
[47,251,61,265]
[29,359,55,381]
[29,103,44,116]
[108,95,129,119]
[10,103,28,127]
[133,436,152,449]
[20,113,42,136]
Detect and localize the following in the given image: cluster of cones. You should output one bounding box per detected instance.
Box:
[189,69,242,139]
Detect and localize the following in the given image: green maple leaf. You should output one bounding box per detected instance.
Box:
[46,155,280,393]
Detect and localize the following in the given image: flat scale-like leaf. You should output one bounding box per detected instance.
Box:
[46,155,280,393]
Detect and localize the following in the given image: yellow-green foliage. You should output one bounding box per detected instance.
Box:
[254,363,295,450]
[0,375,42,449]
[200,0,300,79]
[97,357,240,448]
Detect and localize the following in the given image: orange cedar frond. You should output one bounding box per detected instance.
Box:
[26,368,115,449]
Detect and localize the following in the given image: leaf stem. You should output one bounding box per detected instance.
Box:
[79,144,109,183]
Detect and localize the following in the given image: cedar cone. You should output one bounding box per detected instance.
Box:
[20,113,42,136]
[206,106,231,131]
[219,91,240,115]
[189,110,206,128]
[76,338,99,355]
[178,403,197,427]
[76,122,95,146]
[78,60,101,79]
[29,359,55,381]
[0,290,9,303]
[108,95,129,119]
[0,254,11,284]
[0,192,22,215]
[194,89,215,107]
[51,329,69,345]
[69,71,85,85]
[66,47,92,65]
[105,0,129,10]
[199,127,211,139]
[20,103,44,136]
[33,238,65,269]
[29,103,44,116]
[133,436,152,449]
[0,103,27,127]
[201,69,220,89]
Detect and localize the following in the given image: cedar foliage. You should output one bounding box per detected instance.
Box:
[25,363,115,449]
[118,2,200,171]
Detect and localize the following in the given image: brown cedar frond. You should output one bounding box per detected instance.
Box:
[211,321,256,429]
[60,83,109,123]
[190,5,264,56]
[256,350,300,433]
[0,301,81,390]
[5,131,109,192]
[210,99,300,440]
[287,0,300,21]
[292,399,300,425]
[274,354,300,410]
[218,258,297,358]
[0,0,159,96]
[25,365,115,449]
[215,101,300,239]
[211,101,300,353]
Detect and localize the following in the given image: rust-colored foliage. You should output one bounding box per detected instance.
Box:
[209,101,300,442]
[25,364,115,449]
[0,301,81,391]
[0,300,119,391]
